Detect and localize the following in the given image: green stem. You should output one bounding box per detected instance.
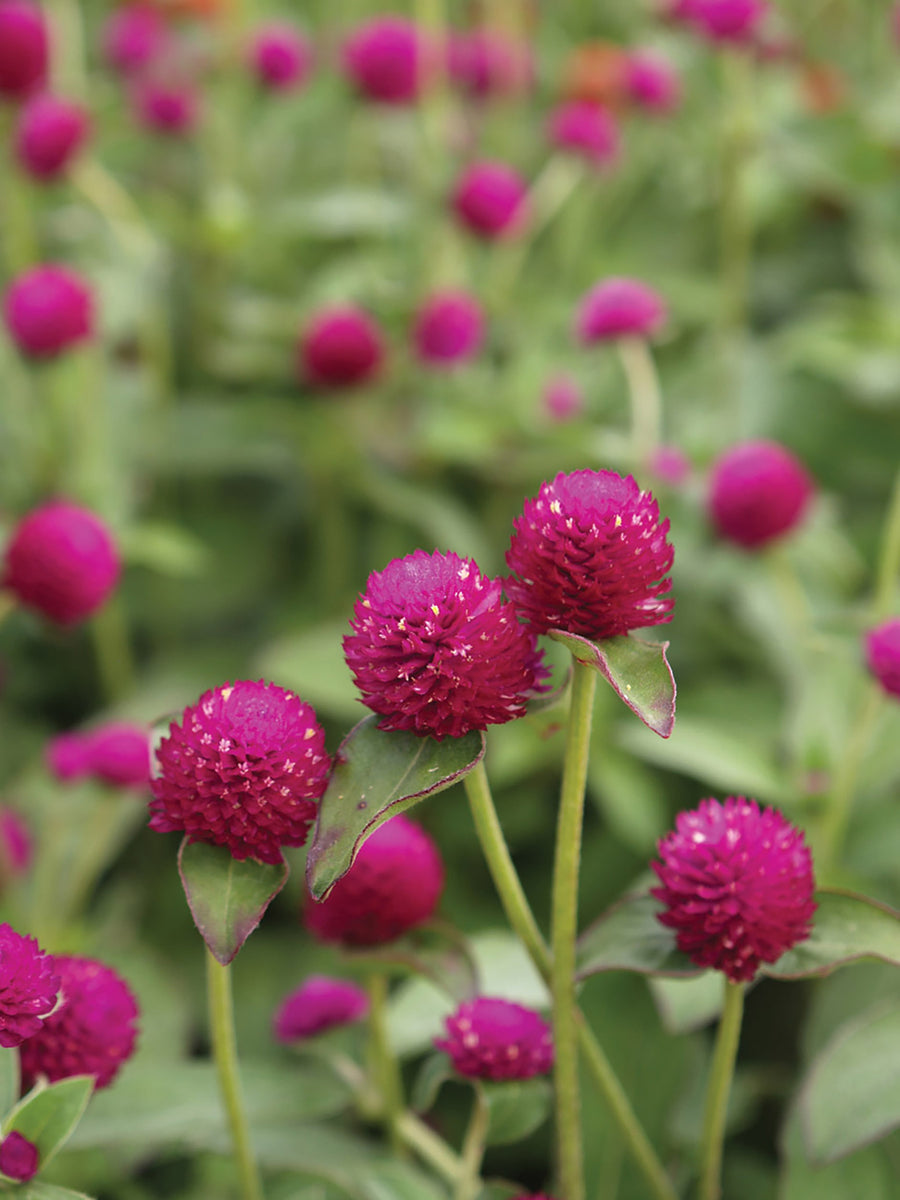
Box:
[0,113,38,277]
[206,951,264,1200]
[873,466,900,621]
[818,683,884,879]
[395,1110,464,1186]
[617,336,663,468]
[366,972,404,1153]
[718,47,756,343]
[697,980,744,1200]
[46,0,88,97]
[455,1085,490,1200]
[551,659,597,1200]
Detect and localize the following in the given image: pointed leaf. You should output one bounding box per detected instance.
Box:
[306,716,485,900]
[410,1052,452,1115]
[576,892,700,980]
[0,1046,20,1118]
[549,631,676,737]
[799,1004,900,1165]
[762,890,900,979]
[2,1075,94,1168]
[177,838,288,964]
[482,1078,553,1146]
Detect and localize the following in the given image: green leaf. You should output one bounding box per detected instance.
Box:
[649,972,725,1035]
[306,716,484,900]
[799,1004,900,1164]
[0,1047,20,1118]
[482,1078,553,1146]
[177,838,289,964]
[348,921,479,1003]
[2,1076,94,1169]
[764,891,900,979]
[576,893,699,980]
[781,1103,898,1200]
[549,631,676,738]
[410,1052,453,1115]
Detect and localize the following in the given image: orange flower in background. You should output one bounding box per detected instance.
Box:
[798,60,848,115]
[562,41,630,109]
[144,0,232,21]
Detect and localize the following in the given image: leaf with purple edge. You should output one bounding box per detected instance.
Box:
[306,715,484,900]
[761,890,900,980]
[177,838,288,965]
[549,630,676,738]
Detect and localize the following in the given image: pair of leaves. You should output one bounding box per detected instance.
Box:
[0,1073,94,1184]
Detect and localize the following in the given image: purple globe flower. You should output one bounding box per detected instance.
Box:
[150,680,331,864]
[342,17,430,105]
[0,808,32,884]
[412,290,484,367]
[865,619,900,699]
[625,51,681,113]
[0,1133,38,1182]
[547,100,620,169]
[435,997,553,1082]
[688,0,769,43]
[249,22,313,92]
[0,1,48,101]
[707,440,813,549]
[46,732,92,782]
[273,975,369,1042]
[452,161,529,240]
[576,277,667,343]
[0,924,59,1048]
[85,722,151,788]
[298,306,386,390]
[344,548,546,741]
[542,374,585,423]
[3,265,94,359]
[652,797,816,982]
[506,470,675,641]
[14,94,90,181]
[102,4,169,76]
[446,29,533,100]
[132,77,199,136]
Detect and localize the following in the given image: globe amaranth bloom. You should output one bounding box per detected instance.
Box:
[865,618,900,699]
[446,29,534,100]
[0,1132,38,1181]
[14,94,90,181]
[0,924,59,1048]
[3,264,94,359]
[435,996,554,1082]
[344,548,547,740]
[85,722,151,787]
[273,975,369,1042]
[18,955,138,1091]
[3,501,120,626]
[342,17,430,105]
[547,101,620,169]
[506,470,675,641]
[132,77,199,135]
[305,814,443,947]
[298,305,386,390]
[542,374,584,423]
[576,277,667,344]
[102,3,170,75]
[249,22,313,92]
[688,0,769,43]
[412,291,484,368]
[0,1,48,101]
[652,797,816,983]
[451,161,529,240]
[624,51,681,113]
[0,808,32,886]
[707,440,813,549]
[150,680,330,864]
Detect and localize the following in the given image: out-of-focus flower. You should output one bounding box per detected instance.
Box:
[0,1,48,101]
[542,374,584,423]
[0,809,32,883]
[14,94,90,181]
[451,161,529,239]
[435,996,553,1081]
[688,0,769,44]
[0,924,59,1048]
[0,1133,38,1182]
[446,28,533,100]
[273,975,369,1042]
[561,41,630,108]
[652,796,816,982]
[305,814,444,947]
[576,277,667,343]
[3,501,120,626]
[648,445,691,488]
[342,16,431,104]
[46,732,92,782]
[624,50,681,113]
[102,4,169,76]
[3,264,94,358]
[132,76,199,135]
[85,723,151,788]
[865,619,900,700]
[707,440,813,549]
[546,100,620,168]
[248,22,313,92]
[412,291,484,368]
[298,305,386,390]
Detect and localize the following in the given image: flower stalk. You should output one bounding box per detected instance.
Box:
[618,335,663,467]
[697,979,745,1200]
[455,1084,490,1200]
[366,971,405,1154]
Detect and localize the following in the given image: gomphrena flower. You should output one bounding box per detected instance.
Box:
[451,161,529,240]
[506,470,675,641]
[0,924,58,1048]
[446,29,533,100]
[649,444,691,488]
[298,305,386,390]
[865,618,900,699]
[2,501,121,626]
[542,374,584,423]
[707,440,813,549]
[342,16,429,105]
[0,1,48,101]
[84,722,151,788]
[435,996,554,1082]
[3,264,94,359]
[102,3,169,76]
[304,814,444,947]
[688,0,769,43]
[249,22,313,92]
[46,732,91,782]
[150,680,330,864]
[576,276,667,343]
[652,797,816,983]
[273,975,369,1042]
[0,1133,39,1182]
[624,51,681,113]
[412,290,484,368]
[131,77,199,135]
[344,548,546,741]
[18,955,138,1091]
[0,808,32,885]
[546,100,620,169]
[14,94,90,181]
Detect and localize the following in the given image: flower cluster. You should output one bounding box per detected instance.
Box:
[0,924,59,1048]
[435,997,554,1082]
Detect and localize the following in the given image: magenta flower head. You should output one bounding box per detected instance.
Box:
[576,277,667,344]
[344,548,547,741]
[688,0,769,43]
[625,51,681,113]
[0,1132,38,1182]
[412,290,485,368]
[0,924,58,1048]
[506,470,674,641]
[0,2,48,101]
[102,4,169,76]
[707,440,813,550]
[132,77,199,135]
[435,996,553,1082]
[547,101,620,169]
[305,814,444,947]
[649,444,691,488]
[249,22,313,92]
[46,732,91,782]
[446,29,534,100]
[652,797,816,983]
[14,94,90,182]
[865,618,900,699]
[298,305,386,390]
[3,264,94,359]
[342,16,430,105]
[85,722,150,788]
[18,955,138,1091]
[273,975,369,1042]
[3,501,120,626]
[542,374,585,423]
[150,681,329,865]
[0,809,32,883]
[452,161,529,240]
